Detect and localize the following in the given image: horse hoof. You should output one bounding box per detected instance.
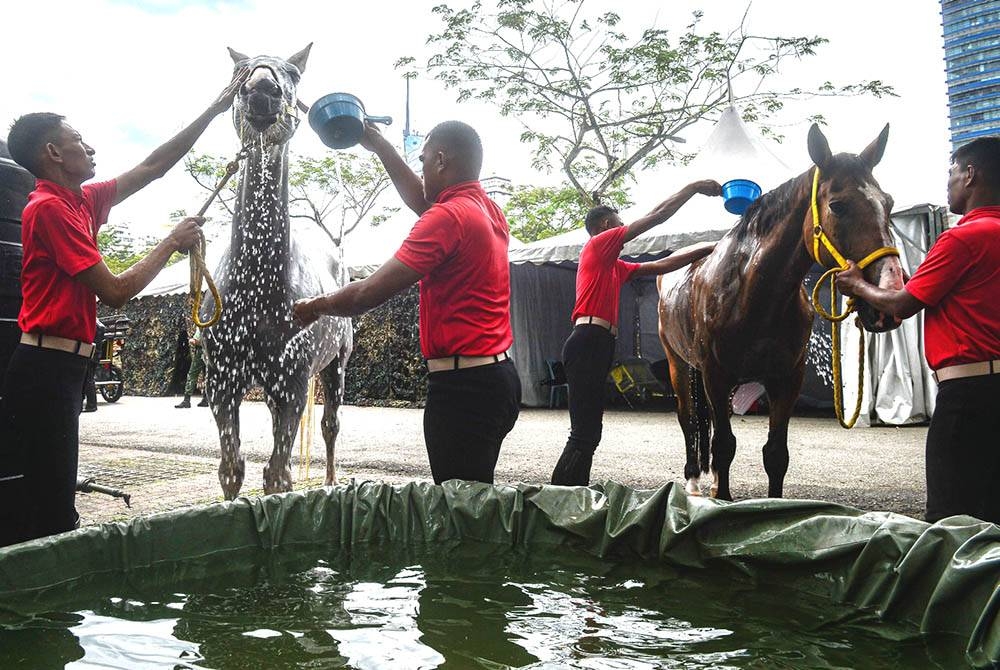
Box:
[685,479,702,496]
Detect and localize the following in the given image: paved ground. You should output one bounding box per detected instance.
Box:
[76,395,930,525]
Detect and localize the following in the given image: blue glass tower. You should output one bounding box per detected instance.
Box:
[942,0,1000,149]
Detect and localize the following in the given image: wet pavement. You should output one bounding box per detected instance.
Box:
[77,396,930,526]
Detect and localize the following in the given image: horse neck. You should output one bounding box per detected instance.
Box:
[230,140,291,280]
[747,173,817,290]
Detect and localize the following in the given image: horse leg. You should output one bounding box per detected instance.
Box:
[317,351,347,486]
[761,367,805,498]
[663,348,709,495]
[701,368,737,501]
[207,377,247,501]
[262,379,309,494]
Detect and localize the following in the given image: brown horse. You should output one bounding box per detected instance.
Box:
[657,124,904,501]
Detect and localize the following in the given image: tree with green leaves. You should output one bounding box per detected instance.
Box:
[184,149,398,243]
[503,180,629,242]
[401,0,894,208]
[97,224,157,274]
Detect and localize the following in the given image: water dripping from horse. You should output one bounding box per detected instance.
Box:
[657,124,903,501]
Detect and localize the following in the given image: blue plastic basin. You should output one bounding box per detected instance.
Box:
[308,92,366,150]
[722,179,762,215]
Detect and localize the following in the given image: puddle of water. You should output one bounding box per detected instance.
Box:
[0,542,967,669]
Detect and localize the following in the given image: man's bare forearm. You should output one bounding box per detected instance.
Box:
[371,142,429,215]
[845,282,924,319]
[624,186,697,242]
[633,242,716,277]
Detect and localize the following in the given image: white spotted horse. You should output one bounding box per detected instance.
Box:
[202,45,353,499]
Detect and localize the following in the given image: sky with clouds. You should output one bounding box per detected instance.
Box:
[2,0,950,246]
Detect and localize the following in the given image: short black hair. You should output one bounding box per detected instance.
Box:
[7,112,65,176]
[427,120,483,177]
[584,204,619,236]
[952,136,1000,189]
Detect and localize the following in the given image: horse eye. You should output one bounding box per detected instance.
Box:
[829,200,849,217]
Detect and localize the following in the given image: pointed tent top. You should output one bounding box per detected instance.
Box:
[687,106,791,193]
[508,105,795,265]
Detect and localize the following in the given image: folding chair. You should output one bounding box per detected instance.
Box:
[539,359,569,408]
[608,357,666,408]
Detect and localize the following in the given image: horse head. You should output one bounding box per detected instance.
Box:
[228,44,311,144]
[805,124,904,332]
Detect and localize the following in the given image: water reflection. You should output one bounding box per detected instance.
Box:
[0,543,969,669]
[328,566,443,669]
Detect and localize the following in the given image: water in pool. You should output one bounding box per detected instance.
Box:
[0,542,966,668]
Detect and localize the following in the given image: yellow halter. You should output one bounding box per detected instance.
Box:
[807,166,899,429]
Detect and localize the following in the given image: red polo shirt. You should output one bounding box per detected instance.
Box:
[18,179,116,344]
[394,180,513,359]
[571,226,640,326]
[905,206,1000,370]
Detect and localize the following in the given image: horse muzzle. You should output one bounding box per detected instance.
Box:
[855,300,902,333]
[246,112,279,132]
[855,254,904,332]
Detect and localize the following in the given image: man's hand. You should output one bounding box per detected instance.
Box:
[358,121,389,153]
[834,260,866,297]
[166,216,205,253]
[689,180,723,197]
[209,66,251,116]
[293,298,322,327]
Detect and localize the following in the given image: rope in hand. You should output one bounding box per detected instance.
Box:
[807,167,899,428]
[189,149,247,328]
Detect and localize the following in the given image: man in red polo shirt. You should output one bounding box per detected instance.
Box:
[836,136,1000,524]
[294,120,519,485]
[0,73,245,546]
[551,181,722,486]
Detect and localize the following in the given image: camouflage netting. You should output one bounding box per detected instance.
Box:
[114,285,425,404]
[344,285,426,405]
[101,294,189,397]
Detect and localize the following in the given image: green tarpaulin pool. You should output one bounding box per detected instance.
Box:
[0,481,997,668]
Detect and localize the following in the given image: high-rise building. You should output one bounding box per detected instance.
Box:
[942,0,1000,149]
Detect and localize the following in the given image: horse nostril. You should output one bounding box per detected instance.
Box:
[250,78,281,97]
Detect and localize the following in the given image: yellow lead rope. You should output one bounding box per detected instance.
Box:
[807,167,899,428]
[189,150,247,329]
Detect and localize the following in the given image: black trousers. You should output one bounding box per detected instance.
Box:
[551,324,616,485]
[925,374,1000,524]
[424,358,521,485]
[83,355,98,409]
[0,344,88,546]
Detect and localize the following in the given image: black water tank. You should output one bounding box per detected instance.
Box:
[1,148,35,378]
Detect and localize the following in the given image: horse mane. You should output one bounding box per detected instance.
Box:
[731,171,810,241]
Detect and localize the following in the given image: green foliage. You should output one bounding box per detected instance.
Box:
[184,150,398,239]
[97,224,156,274]
[413,1,895,204]
[504,180,630,242]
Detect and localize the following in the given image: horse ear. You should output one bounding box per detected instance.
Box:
[228,47,250,63]
[287,43,313,74]
[807,124,832,169]
[859,123,890,170]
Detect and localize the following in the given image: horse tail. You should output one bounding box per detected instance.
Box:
[689,366,712,474]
